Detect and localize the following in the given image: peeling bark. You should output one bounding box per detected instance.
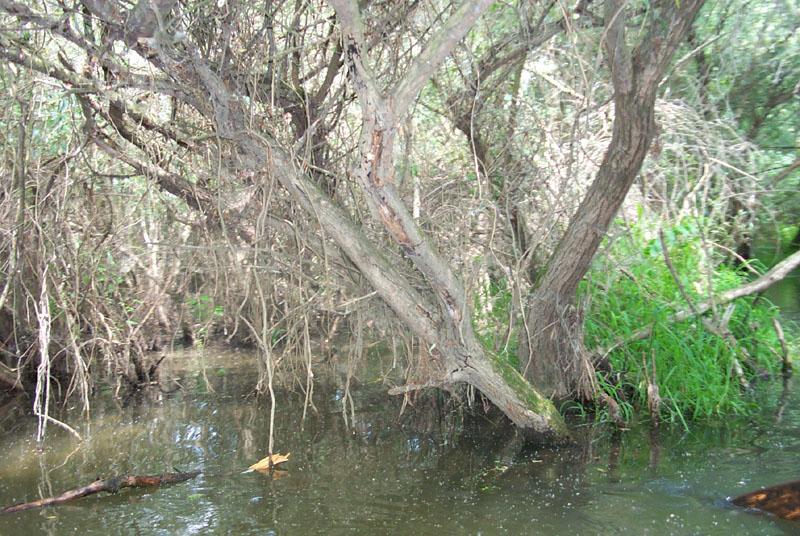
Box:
[325,0,568,436]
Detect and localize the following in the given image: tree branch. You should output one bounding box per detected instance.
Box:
[2,471,201,514]
[391,0,495,117]
[598,248,800,356]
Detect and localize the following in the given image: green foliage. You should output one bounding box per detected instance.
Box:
[473,276,518,369]
[685,1,800,233]
[93,252,127,295]
[780,224,800,251]
[187,295,224,342]
[582,219,791,425]
[32,94,75,156]
[187,294,224,323]
[270,327,287,346]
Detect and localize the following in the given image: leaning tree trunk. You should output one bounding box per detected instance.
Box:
[28,0,565,437]
[520,0,706,399]
[3,0,710,438]
[318,0,567,438]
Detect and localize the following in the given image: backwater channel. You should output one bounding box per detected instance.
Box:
[0,273,798,535]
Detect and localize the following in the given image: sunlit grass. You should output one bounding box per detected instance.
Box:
[582,219,791,424]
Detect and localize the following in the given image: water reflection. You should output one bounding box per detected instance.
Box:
[0,349,797,535]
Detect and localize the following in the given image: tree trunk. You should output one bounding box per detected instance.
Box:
[520,0,705,399]
[271,142,566,436]
[6,0,708,438]
[317,0,569,437]
[522,89,657,399]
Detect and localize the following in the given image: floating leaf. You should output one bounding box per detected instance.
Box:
[242,453,291,473]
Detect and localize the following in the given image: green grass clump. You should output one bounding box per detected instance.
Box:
[582,219,792,425]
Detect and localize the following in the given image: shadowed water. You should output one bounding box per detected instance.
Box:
[0,347,798,536]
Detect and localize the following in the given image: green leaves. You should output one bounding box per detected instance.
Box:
[583,219,791,424]
[187,294,224,323]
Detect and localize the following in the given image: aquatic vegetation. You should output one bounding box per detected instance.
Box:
[583,219,795,424]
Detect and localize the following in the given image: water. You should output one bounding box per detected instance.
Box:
[1,343,798,536]
[765,266,800,324]
[2,258,799,536]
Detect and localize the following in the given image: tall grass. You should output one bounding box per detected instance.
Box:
[582,219,791,424]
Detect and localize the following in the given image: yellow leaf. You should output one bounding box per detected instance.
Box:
[242,452,291,473]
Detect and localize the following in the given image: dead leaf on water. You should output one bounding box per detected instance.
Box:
[242,452,291,473]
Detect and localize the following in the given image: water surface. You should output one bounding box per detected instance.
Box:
[1,345,798,535]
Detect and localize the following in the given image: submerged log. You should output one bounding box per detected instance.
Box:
[732,480,800,521]
[1,470,201,514]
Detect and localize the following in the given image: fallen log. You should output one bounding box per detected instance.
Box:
[1,470,201,514]
[732,479,800,521]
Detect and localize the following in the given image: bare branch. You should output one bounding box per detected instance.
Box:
[391,0,495,117]
[328,0,385,107]
[598,248,800,356]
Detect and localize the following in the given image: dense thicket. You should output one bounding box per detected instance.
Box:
[0,0,797,438]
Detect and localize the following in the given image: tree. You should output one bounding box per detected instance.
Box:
[0,0,708,438]
[519,0,705,399]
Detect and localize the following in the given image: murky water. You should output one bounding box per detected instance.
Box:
[1,347,798,536]
[765,267,800,325]
[1,268,799,535]
[756,240,800,324]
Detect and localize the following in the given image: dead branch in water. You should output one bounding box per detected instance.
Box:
[732,479,800,521]
[1,470,201,514]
